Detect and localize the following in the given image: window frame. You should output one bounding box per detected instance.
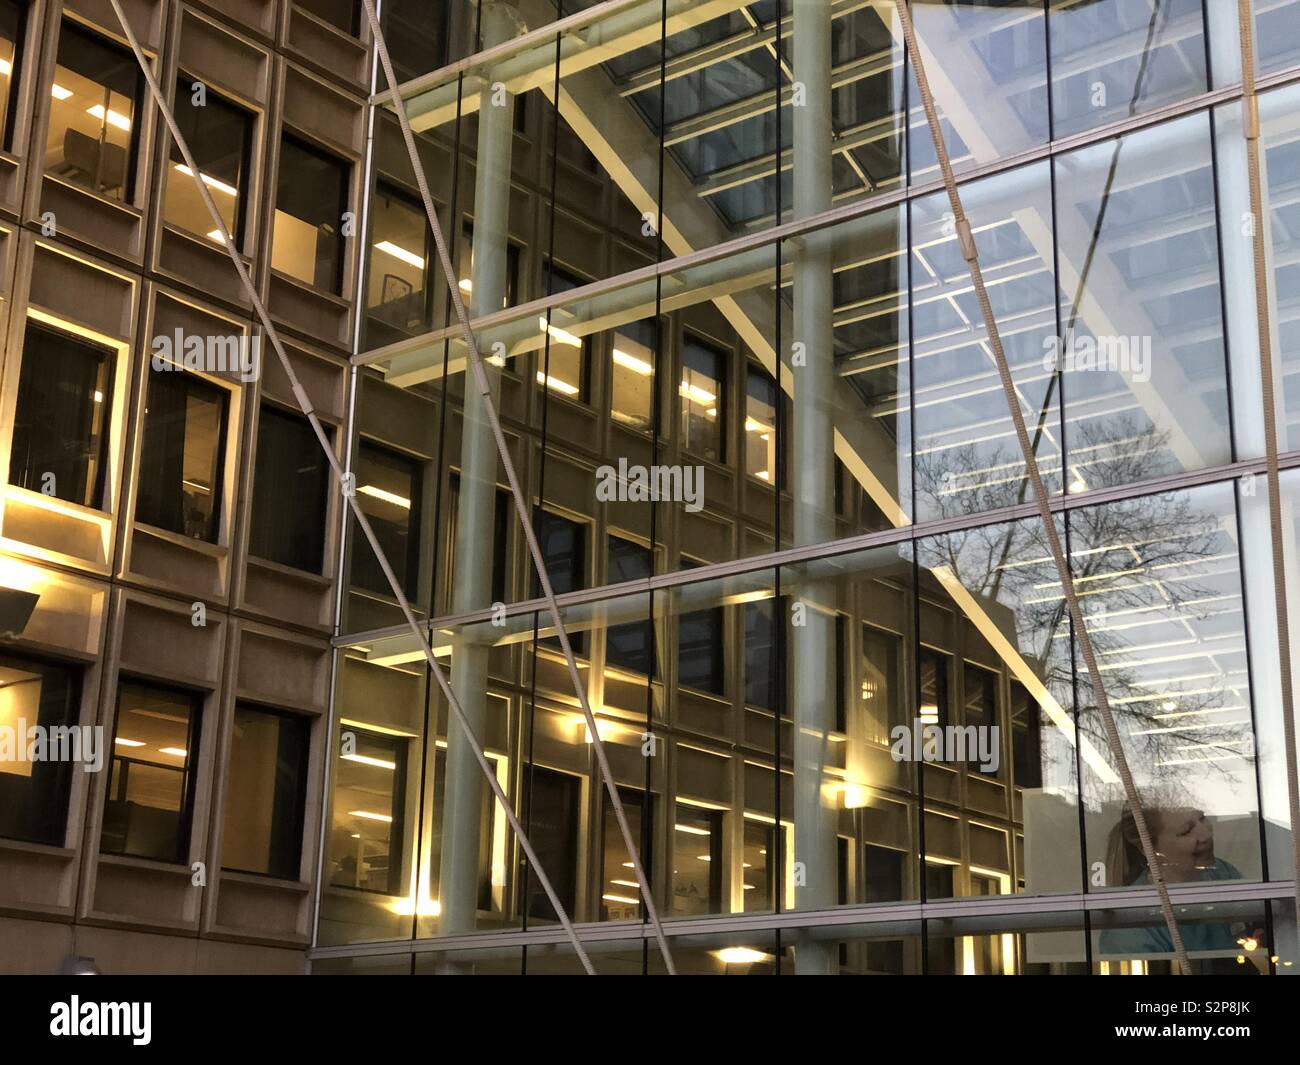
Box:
[274,128,351,294]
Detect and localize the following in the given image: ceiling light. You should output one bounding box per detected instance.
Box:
[174,163,238,197]
[0,60,10,76]
[609,879,640,888]
[93,391,103,403]
[51,83,73,100]
[744,417,772,434]
[679,381,716,405]
[158,746,187,757]
[341,752,397,770]
[113,737,144,747]
[87,104,131,131]
[612,348,653,376]
[602,892,639,905]
[674,823,711,836]
[539,317,582,347]
[206,229,227,244]
[374,240,425,270]
[356,484,411,509]
[458,277,472,292]
[348,809,393,823]
[714,947,769,965]
[537,371,580,396]
[919,702,939,724]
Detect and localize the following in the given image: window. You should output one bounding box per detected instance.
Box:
[864,844,905,904]
[681,336,725,461]
[46,20,142,199]
[604,535,653,676]
[297,0,358,35]
[135,368,228,542]
[0,653,81,846]
[534,510,586,656]
[611,318,657,432]
[366,182,432,345]
[521,766,581,922]
[429,747,496,911]
[8,320,112,509]
[742,819,775,913]
[461,222,520,312]
[351,441,422,600]
[743,596,780,711]
[164,77,253,244]
[600,787,652,921]
[538,262,590,401]
[249,406,330,572]
[671,804,722,916]
[963,662,1000,777]
[1010,679,1042,789]
[103,681,202,864]
[273,133,348,292]
[677,559,725,696]
[221,705,311,879]
[0,0,25,152]
[329,725,406,895]
[861,625,903,744]
[917,648,950,729]
[744,367,778,482]
[448,475,510,604]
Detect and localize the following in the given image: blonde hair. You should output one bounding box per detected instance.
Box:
[1106,806,1165,887]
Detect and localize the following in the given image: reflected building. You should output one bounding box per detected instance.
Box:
[2,0,1300,976]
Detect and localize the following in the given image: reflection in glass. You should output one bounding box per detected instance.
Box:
[249,406,331,573]
[0,654,81,846]
[681,335,725,462]
[611,318,656,433]
[672,803,722,916]
[164,77,252,244]
[351,440,422,600]
[273,134,349,292]
[366,182,431,347]
[329,725,406,896]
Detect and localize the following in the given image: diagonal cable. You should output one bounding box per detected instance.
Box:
[106,0,598,974]
[1235,0,1300,949]
[357,0,677,974]
[893,0,1191,970]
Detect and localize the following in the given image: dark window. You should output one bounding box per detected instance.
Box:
[366,181,432,346]
[918,648,950,729]
[249,406,330,573]
[604,535,654,676]
[532,510,585,596]
[381,0,449,82]
[863,843,905,904]
[963,662,1000,777]
[681,336,726,462]
[743,596,781,711]
[103,681,202,864]
[47,20,143,199]
[924,859,954,902]
[8,321,112,509]
[329,725,406,895]
[862,624,904,741]
[135,369,227,542]
[0,0,25,152]
[351,440,422,600]
[1010,679,1043,789]
[165,76,253,245]
[521,766,581,922]
[0,653,81,846]
[274,133,348,293]
[671,803,722,917]
[296,0,358,35]
[600,787,653,921]
[677,560,725,696]
[221,705,311,879]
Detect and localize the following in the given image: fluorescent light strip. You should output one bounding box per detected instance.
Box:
[175,163,238,198]
[51,83,73,100]
[537,371,580,396]
[87,104,131,131]
[158,746,187,757]
[612,348,653,376]
[348,809,393,823]
[341,752,397,770]
[374,240,425,270]
[356,484,411,509]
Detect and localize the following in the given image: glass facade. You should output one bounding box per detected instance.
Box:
[314,0,1300,975]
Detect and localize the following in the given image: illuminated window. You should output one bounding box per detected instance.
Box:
[164,76,253,245]
[744,367,778,482]
[429,747,497,912]
[273,133,348,292]
[249,406,331,573]
[221,705,311,879]
[329,725,406,895]
[0,653,80,846]
[135,369,228,543]
[366,182,431,345]
[351,440,422,600]
[103,681,202,864]
[611,318,656,433]
[45,20,141,199]
[681,336,725,462]
[538,262,589,401]
[742,819,775,913]
[600,787,652,921]
[0,0,24,151]
[671,804,722,916]
[8,320,112,510]
[861,624,903,744]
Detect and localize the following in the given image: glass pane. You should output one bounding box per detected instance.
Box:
[351,441,422,600]
[136,368,227,542]
[1092,899,1272,975]
[611,318,657,434]
[0,0,22,151]
[249,407,330,572]
[8,321,113,510]
[681,335,725,463]
[329,724,407,896]
[0,654,80,846]
[47,21,139,199]
[365,182,432,348]
[164,79,252,244]
[273,135,349,292]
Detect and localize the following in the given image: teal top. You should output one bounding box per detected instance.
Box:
[1098,859,1244,957]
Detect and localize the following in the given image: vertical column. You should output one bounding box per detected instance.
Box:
[789,0,838,973]
[440,1,520,939]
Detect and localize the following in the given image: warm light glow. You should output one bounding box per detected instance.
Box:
[113,738,145,748]
[674,823,711,836]
[609,879,640,888]
[348,809,393,823]
[602,892,639,905]
[581,718,621,744]
[919,703,939,724]
[839,783,869,809]
[341,752,397,770]
[93,391,104,403]
[175,163,238,197]
[87,104,131,131]
[158,746,187,758]
[538,371,580,396]
[374,240,425,270]
[744,416,772,434]
[714,947,769,965]
[391,894,440,916]
[612,348,654,376]
[205,229,228,245]
[679,381,716,405]
[51,83,73,101]
[539,317,582,347]
[458,278,473,293]
[357,484,411,509]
